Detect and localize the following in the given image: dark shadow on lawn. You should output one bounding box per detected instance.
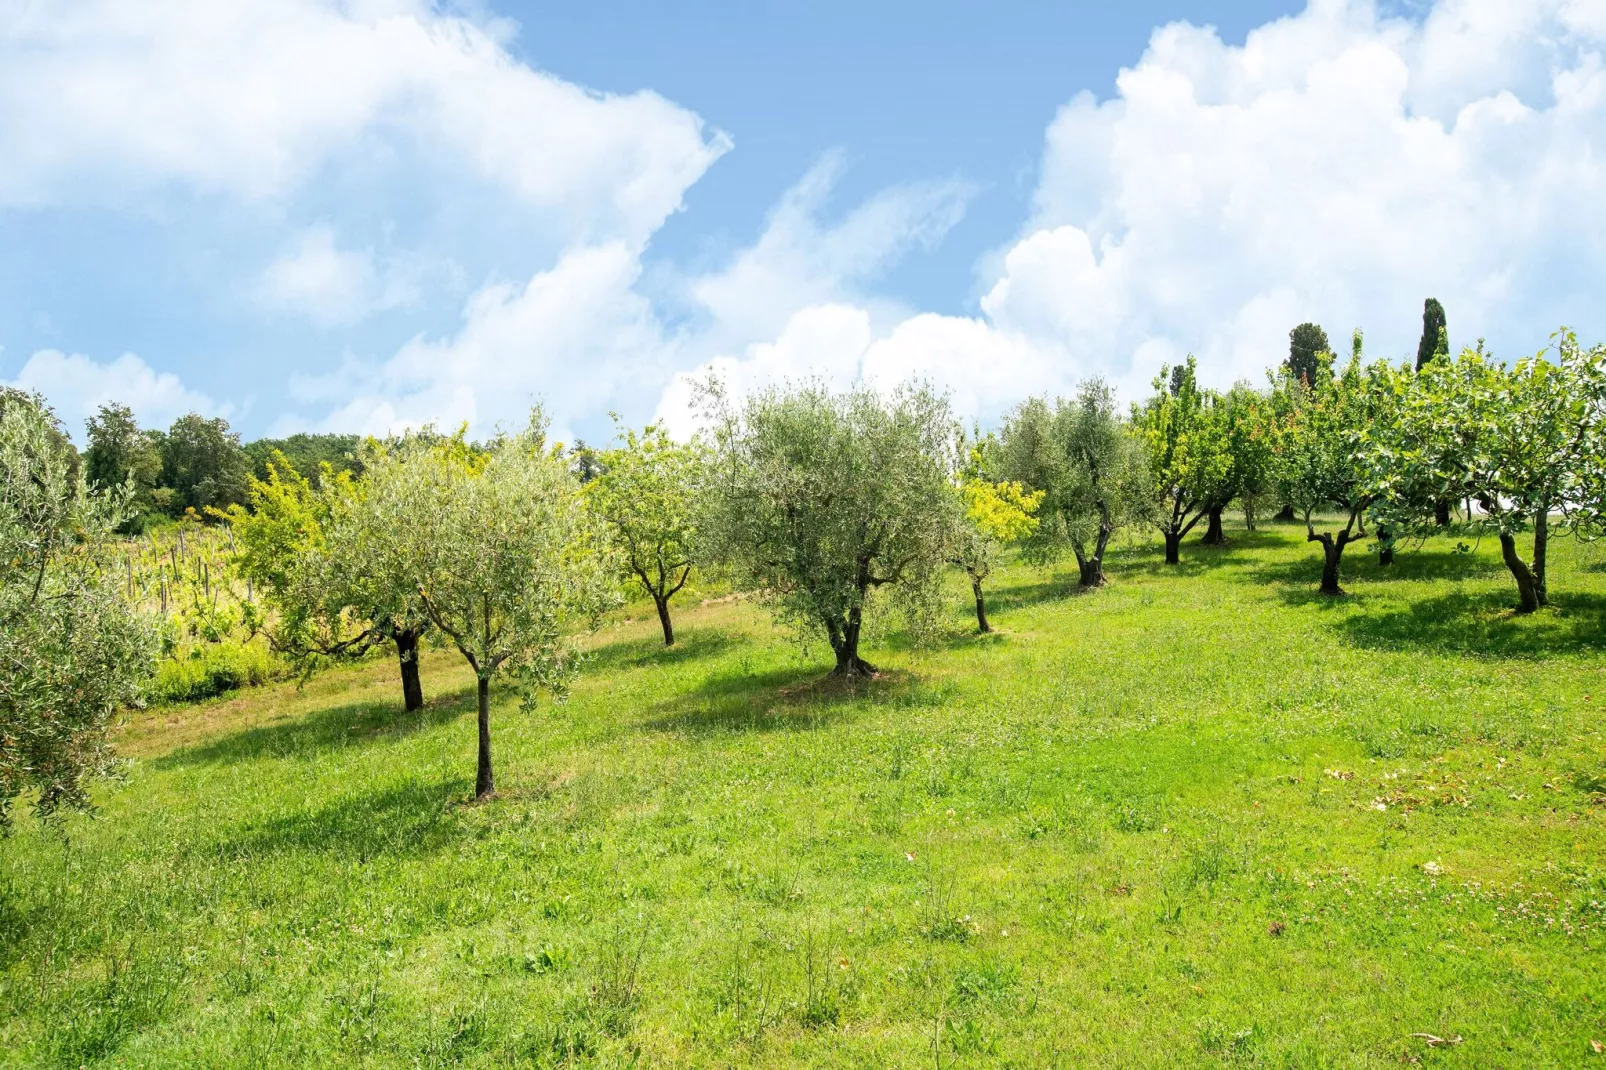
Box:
[1335,589,1606,660]
[638,662,914,737]
[206,775,465,862]
[583,627,740,674]
[152,688,476,771]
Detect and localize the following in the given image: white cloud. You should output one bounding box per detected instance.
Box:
[5,351,226,437]
[0,0,727,244]
[656,0,1606,430]
[292,156,974,436]
[293,242,666,436]
[253,225,426,326]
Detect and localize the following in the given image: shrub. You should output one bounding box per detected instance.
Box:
[150,641,286,704]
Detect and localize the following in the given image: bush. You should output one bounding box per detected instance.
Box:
[149,641,286,704]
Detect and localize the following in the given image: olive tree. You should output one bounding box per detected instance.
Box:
[364,417,614,798]
[1133,357,1231,565]
[1,391,156,829]
[703,380,958,678]
[585,423,706,646]
[997,380,1142,588]
[952,453,1041,633]
[228,449,432,711]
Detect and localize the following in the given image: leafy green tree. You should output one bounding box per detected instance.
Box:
[229,448,434,712]
[84,402,163,529]
[243,433,361,487]
[1,391,156,829]
[1287,322,1331,387]
[952,452,1042,632]
[1134,357,1230,565]
[704,380,958,678]
[1455,338,1591,612]
[585,423,706,645]
[1220,384,1276,533]
[161,413,251,515]
[1271,355,1389,595]
[362,416,614,797]
[1416,298,1448,371]
[998,381,1142,587]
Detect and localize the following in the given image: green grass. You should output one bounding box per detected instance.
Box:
[4,520,1605,1067]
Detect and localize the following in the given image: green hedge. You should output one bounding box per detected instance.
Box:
[150,641,287,704]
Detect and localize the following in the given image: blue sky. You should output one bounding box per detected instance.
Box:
[2,0,1603,445]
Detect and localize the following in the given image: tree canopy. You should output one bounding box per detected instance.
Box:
[704,380,958,678]
[1,392,155,829]
[585,423,706,646]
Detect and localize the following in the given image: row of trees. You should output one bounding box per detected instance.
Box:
[83,402,360,528]
[6,319,1605,824]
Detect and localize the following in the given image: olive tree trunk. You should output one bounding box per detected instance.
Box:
[1163,531,1182,565]
[395,627,424,712]
[475,676,495,798]
[1377,526,1394,568]
[827,603,877,678]
[653,593,675,646]
[1434,501,1452,527]
[970,575,990,633]
[1200,504,1226,545]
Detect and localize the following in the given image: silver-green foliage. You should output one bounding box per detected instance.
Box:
[0,392,156,829]
[366,418,616,697]
[703,380,959,676]
[997,379,1145,587]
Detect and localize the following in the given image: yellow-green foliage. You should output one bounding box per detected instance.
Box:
[961,476,1042,545]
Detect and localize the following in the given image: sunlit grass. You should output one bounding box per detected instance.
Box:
[2,520,1604,1067]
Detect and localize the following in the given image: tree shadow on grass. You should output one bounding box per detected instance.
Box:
[1334,588,1606,660]
[583,627,740,674]
[637,662,915,737]
[205,776,466,863]
[151,688,477,771]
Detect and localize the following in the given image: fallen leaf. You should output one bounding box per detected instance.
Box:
[1590,1038,1603,1053]
[1326,769,1355,780]
[1268,921,1286,937]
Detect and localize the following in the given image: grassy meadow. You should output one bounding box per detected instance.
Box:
[3,519,1605,1067]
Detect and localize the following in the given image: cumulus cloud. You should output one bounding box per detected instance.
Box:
[253,225,427,326]
[5,351,226,437]
[296,156,974,436]
[656,0,1606,429]
[0,0,728,244]
[291,242,666,436]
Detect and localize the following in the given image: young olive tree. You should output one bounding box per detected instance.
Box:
[997,380,1142,588]
[1,391,156,829]
[704,380,959,678]
[1271,355,1390,595]
[229,449,434,711]
[585,423,706,646]
[952,453,1042,633]
[365,418,614,798]
[1134,357,1231,565]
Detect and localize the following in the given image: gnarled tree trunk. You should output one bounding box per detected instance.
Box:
[970,575,990,633]
[1434,501,1452,527]
[1276,503,1296,522]
[827,603,877,678]
[1377,526,1393,568]
[475,676,495,798]
[395,627,424,711]
[1200,504,1226,545]
[1163,530,1182,565]
[1497,507,1549,614]
[1309,529,1353,595]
